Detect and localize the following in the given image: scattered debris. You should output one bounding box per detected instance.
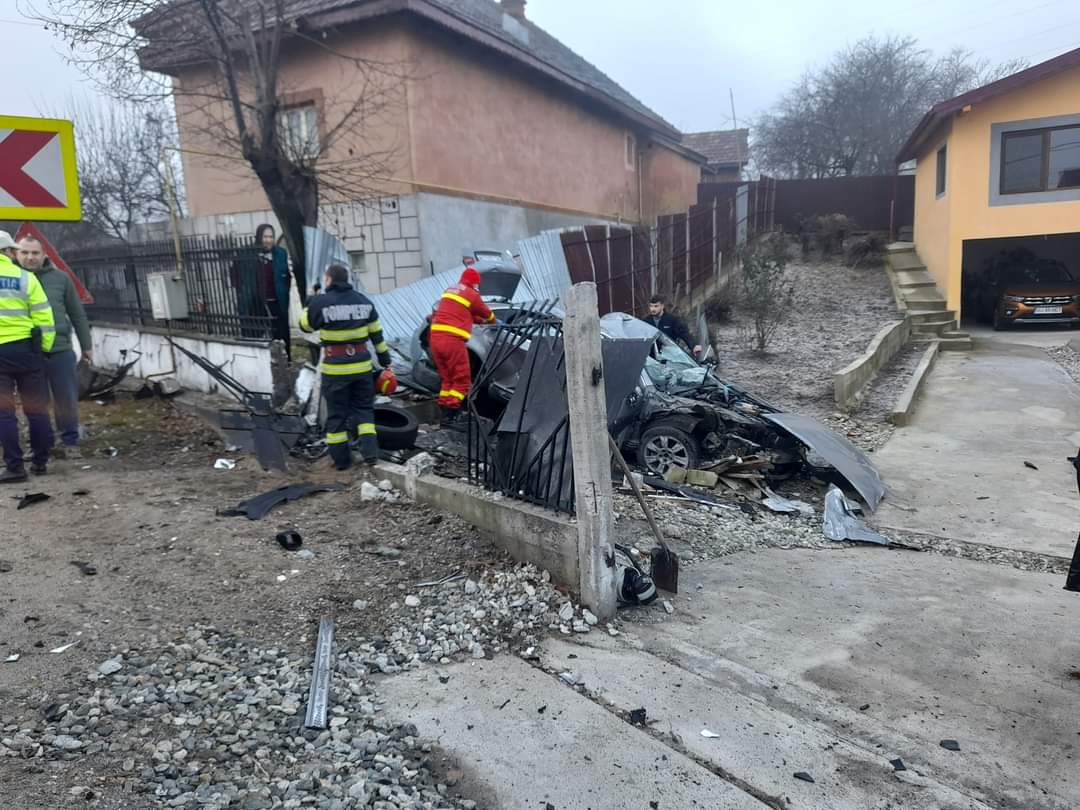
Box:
[611,437,679,593]
[16,492,50,510]
[417,571,466,588]
[69,560,97,576]
[0,560,12,573]
[1024,461,1039,470]
[100,446,119,458]
[71,489,89,497]
[700,729,721,739]
[940,739,961,751]
[304,618,335,730]
[49,641,80,654]
[404,595,422,608]
[793,771,816,784]
[890,758,907,772]
[559,671,580,686]
[362,544,403,558]
[762,488,816,515]
[275,530,303,551]
[220,482,347,520]
[823,485,889,545]
[661,600,674,614]
[4,654,19,663]
[361,480,401,503]
[294,549,316,561]
[628,708,648,726]
[213,458,237,470]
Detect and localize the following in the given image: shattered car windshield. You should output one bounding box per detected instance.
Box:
[645,339,707,388]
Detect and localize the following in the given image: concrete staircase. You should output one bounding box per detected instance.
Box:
[885,243,972,351]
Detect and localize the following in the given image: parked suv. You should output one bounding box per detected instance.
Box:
[974,249,1080,330]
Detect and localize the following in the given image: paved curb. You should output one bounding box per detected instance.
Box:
[889,341,939,426]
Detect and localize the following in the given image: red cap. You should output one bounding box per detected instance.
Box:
[460,267,481,287]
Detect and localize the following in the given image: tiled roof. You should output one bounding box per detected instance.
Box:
[681,129,750,167]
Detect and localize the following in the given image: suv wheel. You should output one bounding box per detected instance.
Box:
[639,424,700,477]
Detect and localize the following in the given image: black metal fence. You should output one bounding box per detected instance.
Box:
[65,234,276,340]
[465,302,575,514]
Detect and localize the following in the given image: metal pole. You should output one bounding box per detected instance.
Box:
[563,283,616,619]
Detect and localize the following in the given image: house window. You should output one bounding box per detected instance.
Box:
[1001,124,1080,194]
[935,144,947,197]
[625,133,636,171]
[348,250,367,274]
[280,103,320,161]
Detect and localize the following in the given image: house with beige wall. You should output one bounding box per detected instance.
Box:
[897,48,1080,321]
[140,0,705,292]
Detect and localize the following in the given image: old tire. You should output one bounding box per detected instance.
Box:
[374,405,419,451]
[639,423,700,477]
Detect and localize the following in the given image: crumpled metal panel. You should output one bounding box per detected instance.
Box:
[302,227,351,292]
[599,311,661,341]
[514,229,574,303]
[762,412,886,511]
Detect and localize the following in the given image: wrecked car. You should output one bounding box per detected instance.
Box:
[401,287,885,510]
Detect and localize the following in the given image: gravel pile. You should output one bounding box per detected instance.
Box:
[1,565,603,809]
[854,344,925,424]
[1047,344,1080,387]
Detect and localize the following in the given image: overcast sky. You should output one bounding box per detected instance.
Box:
[5,0,1079,130]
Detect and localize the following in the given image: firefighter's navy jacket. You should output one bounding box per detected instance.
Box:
[300,281,390,375]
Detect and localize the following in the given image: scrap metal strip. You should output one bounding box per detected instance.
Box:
[304,617,335,729]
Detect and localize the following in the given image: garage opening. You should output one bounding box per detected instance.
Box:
[961,232,1080,330]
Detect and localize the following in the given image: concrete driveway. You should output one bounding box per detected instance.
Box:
[872,329,1080,558]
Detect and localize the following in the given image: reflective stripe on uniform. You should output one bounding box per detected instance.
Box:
[326,431,350,445]
[441,292,472,309]
[369,319,383,332]
[430,323,471,339]
[29,301,50,312]
[0,307,28,317]
[299,309,312,332]
[374,340,388,354]
[321,326,369,341]
[445,389,466,401]
[38,326,55,334]
[357,423,376,436]
[322,360,373,375]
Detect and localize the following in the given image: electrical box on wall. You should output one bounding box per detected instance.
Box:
[147,273,189,320]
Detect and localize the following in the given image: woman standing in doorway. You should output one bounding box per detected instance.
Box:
[252,223,292,360]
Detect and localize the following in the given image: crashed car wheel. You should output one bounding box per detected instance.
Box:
[374,405,419,451]
[640,424,700,476]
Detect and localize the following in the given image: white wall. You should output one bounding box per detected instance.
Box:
[91,325,274,396]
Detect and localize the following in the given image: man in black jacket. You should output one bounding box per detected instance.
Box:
[300,265,390,470]
[644,296,701,357]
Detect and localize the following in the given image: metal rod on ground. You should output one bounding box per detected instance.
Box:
[304,618,335,730]
[563,283,617,620]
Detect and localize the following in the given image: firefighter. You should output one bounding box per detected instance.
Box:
[429,266,494,424]
[0,231,56,482]
[300,264,391,470]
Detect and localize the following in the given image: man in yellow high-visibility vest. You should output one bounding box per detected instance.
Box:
[0,230,56,482]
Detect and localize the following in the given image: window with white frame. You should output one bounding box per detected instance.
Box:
[280,104,320,161]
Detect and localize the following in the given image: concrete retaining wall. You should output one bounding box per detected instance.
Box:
[889,341,939,426]
[90,323,274,396]
[834,318,911,410]
[377,462,580,592]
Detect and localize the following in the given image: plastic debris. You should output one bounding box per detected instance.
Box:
[70,560,97,576]
[823,485,889,545]
[16,492,50,510]
[890,758,907,771]
[275,530,303,551]
[4,654,19,663]
[940,739,961,751]
[213,458,237,470]
[221,482,347,520]
[49,641,80,654]
[793,772,815,784]
[1024,461,1038,470]
[628,708,647,726]
[700,729,721,739]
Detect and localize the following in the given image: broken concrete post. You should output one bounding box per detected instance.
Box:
[563,282,617,620]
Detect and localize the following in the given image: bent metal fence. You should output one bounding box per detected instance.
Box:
[465,301,575,514]
[65,235,276,340]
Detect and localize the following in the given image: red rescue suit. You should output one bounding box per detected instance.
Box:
[429,269,494,409]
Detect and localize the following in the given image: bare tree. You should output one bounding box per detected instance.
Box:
[31,0,407,296]
[50,98,182,242]
[754,36,1028,178]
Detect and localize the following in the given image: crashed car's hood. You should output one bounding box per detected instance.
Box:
[600,312,661,341]
[762,412,886,511]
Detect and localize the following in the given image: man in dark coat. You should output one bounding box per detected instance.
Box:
[644,296,701,357]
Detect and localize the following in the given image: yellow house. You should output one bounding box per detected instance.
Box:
[897,48,1080,322]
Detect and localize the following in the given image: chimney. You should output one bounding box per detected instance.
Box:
[501,0,526,20]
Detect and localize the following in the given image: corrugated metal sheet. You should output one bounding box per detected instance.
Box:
[368,266,463,345]
[514,229,573,303]
[303,226,352,291]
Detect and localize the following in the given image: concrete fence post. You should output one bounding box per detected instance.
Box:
[563,282,617,620]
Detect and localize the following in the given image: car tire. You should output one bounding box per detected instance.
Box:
[374,405,419,450]
[639,423,700,477]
